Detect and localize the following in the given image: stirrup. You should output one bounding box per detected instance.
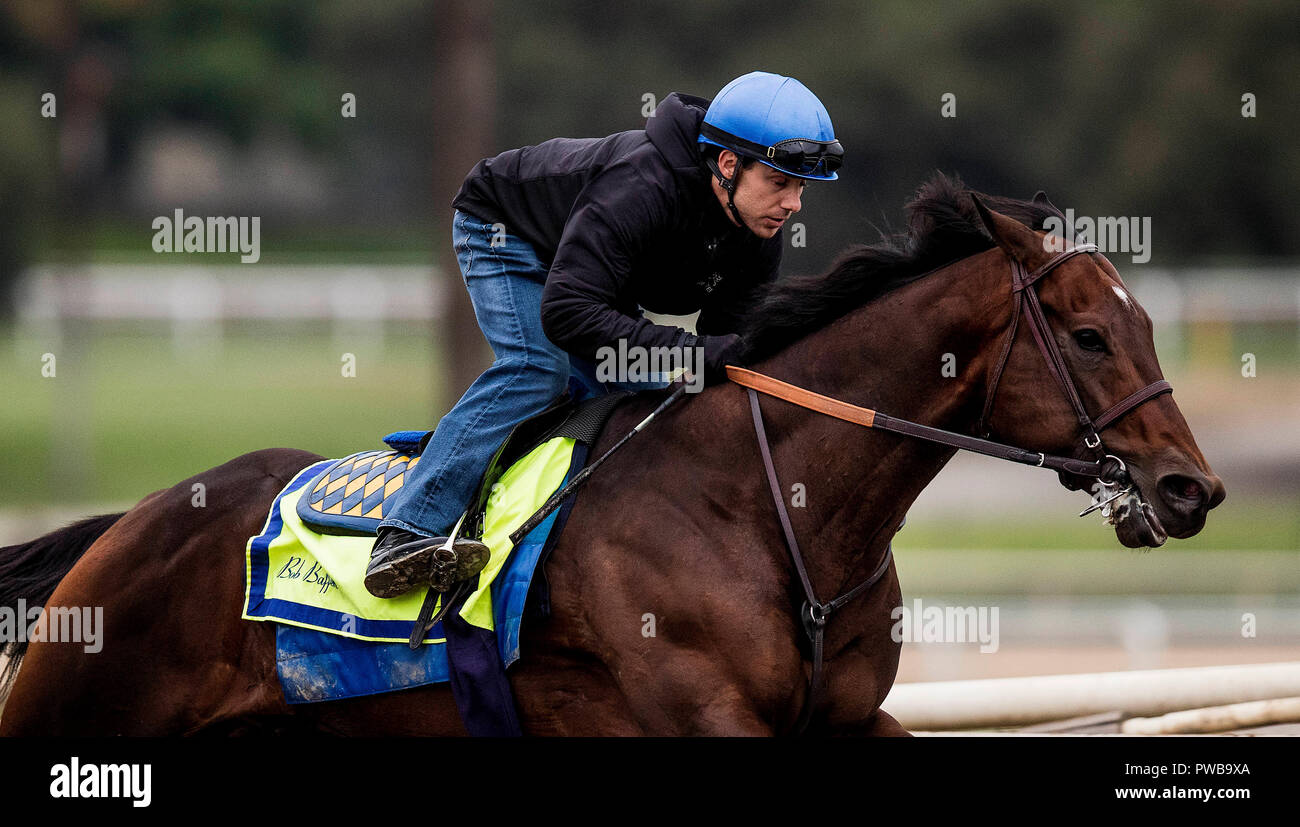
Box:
[407,511,488,650]
[426,511,489,592]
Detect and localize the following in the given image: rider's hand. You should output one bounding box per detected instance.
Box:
[699,333,745,386]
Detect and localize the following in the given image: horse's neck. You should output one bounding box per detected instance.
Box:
[744,252,1005,590]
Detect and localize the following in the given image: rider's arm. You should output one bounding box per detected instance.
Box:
[540,162,702,361]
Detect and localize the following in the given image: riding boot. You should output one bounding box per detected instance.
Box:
[364,527,490,599]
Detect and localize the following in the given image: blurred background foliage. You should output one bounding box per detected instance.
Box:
[0,0,1296,290]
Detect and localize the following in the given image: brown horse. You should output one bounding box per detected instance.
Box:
[0,176,1224,735]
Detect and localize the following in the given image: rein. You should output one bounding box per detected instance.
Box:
[728,242,1173,734]
[744,388,894,736]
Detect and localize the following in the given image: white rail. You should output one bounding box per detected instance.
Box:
[882,661,1300,730]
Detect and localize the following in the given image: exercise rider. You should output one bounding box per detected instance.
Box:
[364,70,844,599]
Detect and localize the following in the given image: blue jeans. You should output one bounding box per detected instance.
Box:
[380,210,667,539]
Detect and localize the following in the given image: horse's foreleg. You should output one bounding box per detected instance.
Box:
[510,658,647,736]
[823,707,912,737]
[863,708,912,736]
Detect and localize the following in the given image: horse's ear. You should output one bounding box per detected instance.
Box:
[1032,190,1061,214]
[969,193,1048,266]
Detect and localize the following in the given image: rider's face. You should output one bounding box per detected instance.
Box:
[714,150,806,239]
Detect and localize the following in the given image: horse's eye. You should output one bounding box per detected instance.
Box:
[1073,329,1107,353]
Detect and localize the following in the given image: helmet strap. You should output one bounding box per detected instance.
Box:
[705,152,749,231]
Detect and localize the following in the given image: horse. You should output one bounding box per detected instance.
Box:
[0,175,1224,735]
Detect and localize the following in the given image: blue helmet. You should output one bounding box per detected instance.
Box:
[699,71,843,182]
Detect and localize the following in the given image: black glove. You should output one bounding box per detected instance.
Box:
[698,332,745,386]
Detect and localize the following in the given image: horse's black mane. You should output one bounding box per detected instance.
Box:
[740,172,1066,362]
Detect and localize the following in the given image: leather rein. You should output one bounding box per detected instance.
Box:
[726,242,1173,734]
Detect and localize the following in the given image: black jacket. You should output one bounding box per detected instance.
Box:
[452,92,781,364]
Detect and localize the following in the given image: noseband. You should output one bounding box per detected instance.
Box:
[726,241,1173,734]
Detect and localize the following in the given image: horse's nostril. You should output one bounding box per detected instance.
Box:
[1208,476,1226,509]
[1158,474,1206,512]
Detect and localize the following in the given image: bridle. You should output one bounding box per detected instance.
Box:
[726,241,1173,735]
[978,243,1172,460]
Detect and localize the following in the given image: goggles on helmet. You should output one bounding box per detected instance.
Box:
[700,122,843,179]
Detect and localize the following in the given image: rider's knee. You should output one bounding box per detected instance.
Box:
[493,353,569,400]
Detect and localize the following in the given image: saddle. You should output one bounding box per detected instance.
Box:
[296,385,633,540]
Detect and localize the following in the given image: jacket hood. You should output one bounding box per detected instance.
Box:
[646,92,712,173]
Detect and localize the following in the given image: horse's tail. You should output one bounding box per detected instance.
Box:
[0,513,125,693]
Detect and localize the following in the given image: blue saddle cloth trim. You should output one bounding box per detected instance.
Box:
[270,445,585,706]
[275,624,451,703]
[382,429,431,453]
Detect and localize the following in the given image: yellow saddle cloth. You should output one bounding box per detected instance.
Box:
[242,436,577,643]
